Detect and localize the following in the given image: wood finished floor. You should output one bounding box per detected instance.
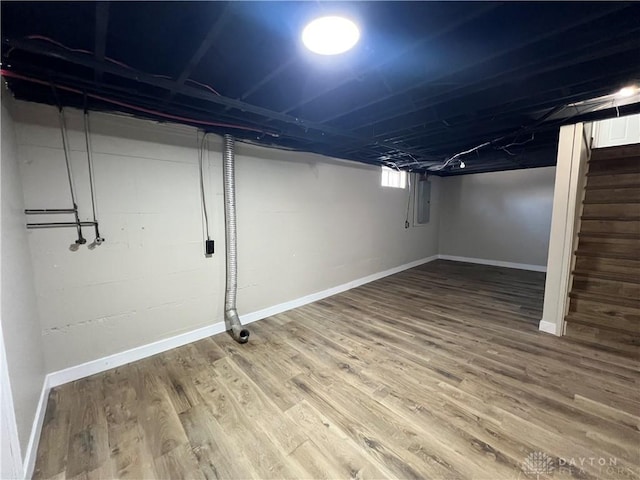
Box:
[34,260,640,480]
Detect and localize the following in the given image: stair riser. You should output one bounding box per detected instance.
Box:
[569,297,640,320]
[579,235,639,247]
[586,173,640,188]
[583,188,640,204]
[580,220,640,235]
[571,277,640,298]
[579,233,639,243]
[582,203,640,218]
[588,157,640,175]
[590,145,640,161]
[568,146,640,355]
[574,256,640,276]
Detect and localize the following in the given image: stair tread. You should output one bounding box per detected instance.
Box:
[570,146,640,357]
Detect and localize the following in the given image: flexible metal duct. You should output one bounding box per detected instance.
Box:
[223,134,250,343]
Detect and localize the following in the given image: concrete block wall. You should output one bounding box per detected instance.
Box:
[12,100,441,372]
[1,98,46,466]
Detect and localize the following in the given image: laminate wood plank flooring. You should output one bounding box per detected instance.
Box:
[33,260,640,480]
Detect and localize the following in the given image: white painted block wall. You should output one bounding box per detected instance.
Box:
[12,101,441,372]
[1,99,46,469]
[438,167,556,268]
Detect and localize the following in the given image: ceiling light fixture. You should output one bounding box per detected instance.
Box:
[459,161,466,169]
[617,86,637,98]
[302,16,360,55]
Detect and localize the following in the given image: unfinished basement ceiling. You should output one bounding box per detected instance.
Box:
[2,1,640,175]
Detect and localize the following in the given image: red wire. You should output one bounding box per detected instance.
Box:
[24,35,221,95]
[0,69,269,135]
[26,35,94,56]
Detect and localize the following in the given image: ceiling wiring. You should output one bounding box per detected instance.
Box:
[424,105,570,171]
[19,35,222,96]
[497,133,535,156]
[3,2,639,176]
[381,160,413,227]
[404,172,412,228]
[0,69,268,134]
[397,97,622,172]
[198,131,212,242]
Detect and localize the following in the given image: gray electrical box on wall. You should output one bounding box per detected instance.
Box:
[415,179,431,225]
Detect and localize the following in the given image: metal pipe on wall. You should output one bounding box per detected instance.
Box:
[26,221,97,229]
[222,134,250,343]
[58,108,86,245]
[83,111,104,245]
[25,208,77,214]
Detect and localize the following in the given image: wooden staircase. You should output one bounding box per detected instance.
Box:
[565,144,640,357]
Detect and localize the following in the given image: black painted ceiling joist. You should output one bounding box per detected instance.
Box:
[317,4,630,125]
[278,3,499,116]
[349,33,640,134]
[2,1,639,175]
[160,5,232,108]
[3,36,434,164]
[93,2,109,83]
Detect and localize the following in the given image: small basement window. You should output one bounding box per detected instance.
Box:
[381,166,407,188]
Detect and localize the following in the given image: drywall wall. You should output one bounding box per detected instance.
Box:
[438,167,555,268]
[540,123,591,335]
[12,100,440,372]
[1,99,46,460]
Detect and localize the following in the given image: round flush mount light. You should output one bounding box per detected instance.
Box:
[302,16,360,55]
[617,86,638,98]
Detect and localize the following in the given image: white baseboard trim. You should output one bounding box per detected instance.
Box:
[25,254,438,477]
[25,252,508,476]
[22,377,50,480]
[25,252,548,473]
[1,335,24,480]
[46,254,440,391]
[242,255,440,324]
[47,322,227,388]
[539,320,561,336]
[438,254,547,272]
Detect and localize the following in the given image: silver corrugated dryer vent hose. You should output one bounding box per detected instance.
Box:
[223,134,250,343]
